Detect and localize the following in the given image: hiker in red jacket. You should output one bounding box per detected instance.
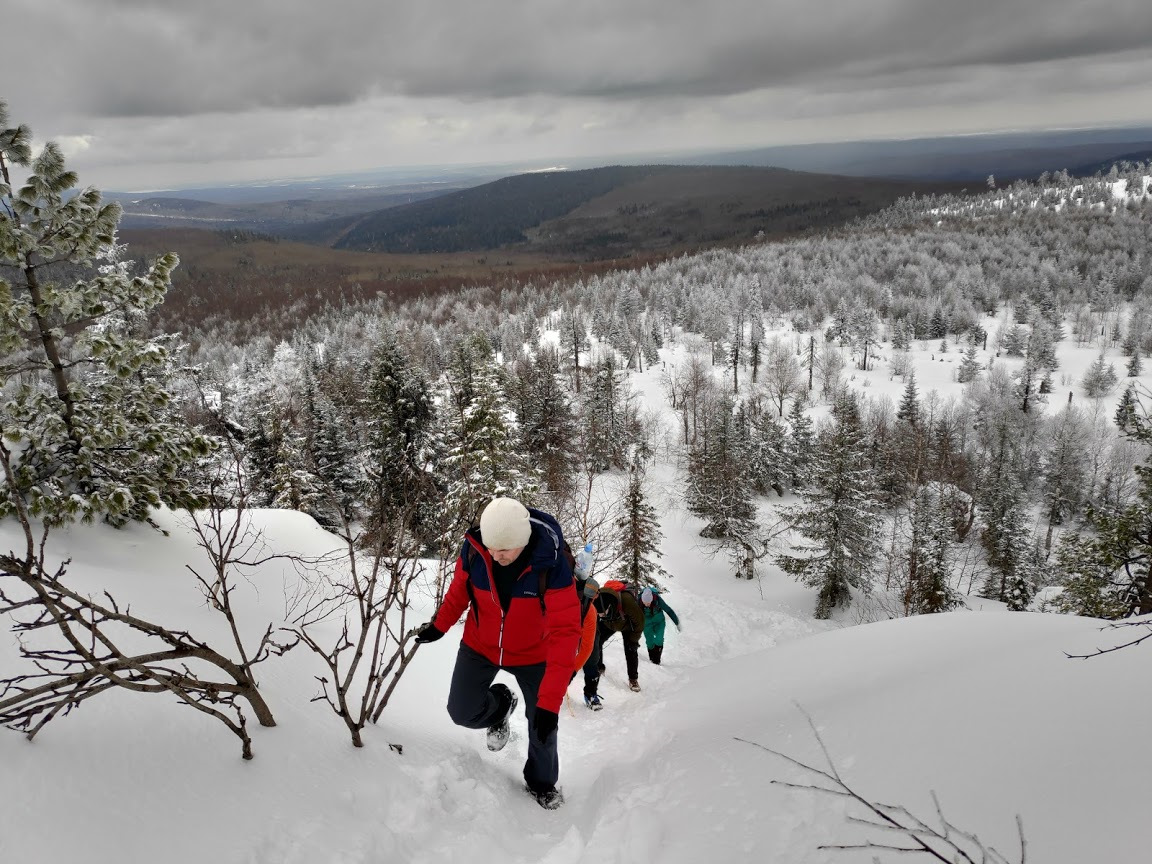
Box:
[414,497,581,810]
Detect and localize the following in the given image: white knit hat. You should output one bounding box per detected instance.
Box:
[480,497,531,550]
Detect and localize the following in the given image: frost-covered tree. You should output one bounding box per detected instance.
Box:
[557,306,590,394]
[777,394,881,618]
[1082,352,1119,398]
[1000,324,1027,356]
[968,365,1040,591]
[362,339,438,551]
[876,373,926,508]
[509,346,578,502]
[0,102,213,526]
[814,343,846,400]
[614,455,668,587]
[685,395,756,539]
[438,334,539,551]
[1116,383,1139,432]
[895,373,920,427]
[979,482,1044,611]
[1056,406,1152,618]
[582,354,638,472]
[956,343,983,384]
[1040,405,1089,550]
[761,338,802,416]
[901,483,964,615]
[744,403,790,496]
[784,398,815,490]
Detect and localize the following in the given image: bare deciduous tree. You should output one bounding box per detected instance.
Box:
[761,338,803,416]
[0,430,298,759]
[287,504,430,748]
[738,710,1026,864]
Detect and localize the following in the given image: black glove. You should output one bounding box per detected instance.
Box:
[533,707,558,743]
[413,621,444,644]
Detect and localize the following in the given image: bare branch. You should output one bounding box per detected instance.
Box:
[735,707,1026,864]
[1065,618,1152,659]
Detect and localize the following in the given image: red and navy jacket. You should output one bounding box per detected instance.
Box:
[432,508,581,714]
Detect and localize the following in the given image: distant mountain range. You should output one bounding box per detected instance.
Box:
[675,126,1152,181]
[110,126,1152,261]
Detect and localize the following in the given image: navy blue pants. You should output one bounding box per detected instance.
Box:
[446,642,558,793]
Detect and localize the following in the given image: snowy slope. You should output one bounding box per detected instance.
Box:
[3,317,1151,863]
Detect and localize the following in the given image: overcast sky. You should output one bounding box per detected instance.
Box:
[6,0,1152,191]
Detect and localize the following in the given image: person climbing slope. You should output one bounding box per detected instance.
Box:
[638,586,680,665]
[414,497,581,810]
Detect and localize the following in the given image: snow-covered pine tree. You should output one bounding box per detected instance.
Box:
[1056,404,1152,618]
[1040,405,1089,550]
[890,320,912,351]
[437,334,540,553]
[509,345,578,504]
[784,397,815,490]
[876,372,925,507]
[685,395,756,539]
[1001,325,1027,357]
[744,402,790,497]
[306,392,361,529]
[359,338,438,550]
[777,393,881,618]
[1082,352,1119,398]
[614,454,669,587]
[0,102,213,526]
[582,353,637,472]
[978,479,1043,611]
[1115,383,1139,432]
[1027,320,1060,372]
[268,422,322,514]
[896,372,920,427]
[956,343,982,384]
[557,306,590,394]
[904,483,964,615]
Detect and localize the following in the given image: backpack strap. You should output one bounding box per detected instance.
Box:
[465,527,559,617]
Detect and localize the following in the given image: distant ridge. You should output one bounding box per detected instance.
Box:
[677,127,1152,181]
[299,164,968,257]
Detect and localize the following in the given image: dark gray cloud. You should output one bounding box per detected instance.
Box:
[5,0,1152,188]
[12,0,1152,111]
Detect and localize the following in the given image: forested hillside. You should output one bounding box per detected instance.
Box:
[306,164,968,255]
[137,161,1152,627]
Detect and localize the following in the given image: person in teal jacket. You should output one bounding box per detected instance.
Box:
[638,586,680,664]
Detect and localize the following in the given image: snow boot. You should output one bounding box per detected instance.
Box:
[584,693,604,711]
[486,683,517,752]
[648,645,663,665]
[526,784,564,810]
[628,679,641,692]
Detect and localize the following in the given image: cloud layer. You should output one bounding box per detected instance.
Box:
[7,0,1152,188]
